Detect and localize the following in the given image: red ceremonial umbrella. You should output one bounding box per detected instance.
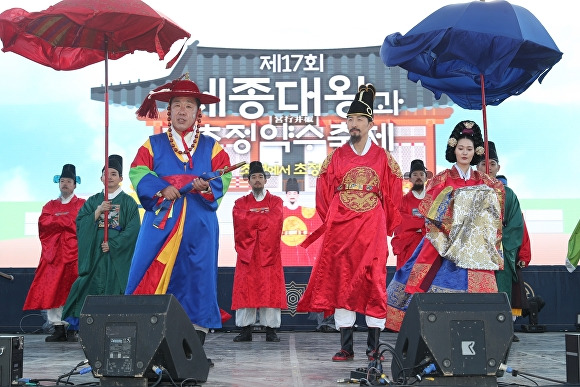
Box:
[0,0,190,240]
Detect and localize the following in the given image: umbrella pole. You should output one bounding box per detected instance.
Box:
[480,74,489,174]
[104,36,109,242]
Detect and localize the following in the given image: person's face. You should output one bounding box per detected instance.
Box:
[477,159,500,178]
[59,178,75,197]
[409,171,427,191]
[455,138,475,168]
[347,115,372,144]
[249,173,266,191]
[101,168,123,191]
[170,97,199,133]
[286,190,299,204]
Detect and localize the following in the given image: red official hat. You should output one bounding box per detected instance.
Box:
[136,73,219,119]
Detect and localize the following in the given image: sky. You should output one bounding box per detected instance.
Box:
[0,0,577,201]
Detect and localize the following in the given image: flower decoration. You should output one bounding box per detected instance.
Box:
[475,146,485,156]
[448,137,458,147]
[463,121,475,129]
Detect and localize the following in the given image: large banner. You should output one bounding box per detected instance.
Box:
[0,43,576,268]
[91,43,452,266]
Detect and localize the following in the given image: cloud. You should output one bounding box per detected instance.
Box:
[0,167,37,201]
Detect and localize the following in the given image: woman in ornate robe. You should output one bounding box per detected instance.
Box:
[386,121,505,332]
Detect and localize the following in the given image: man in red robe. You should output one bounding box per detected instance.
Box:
[23,164,85,342]
[231,161,287,342]
[297,84,403,362]
[391,159,432,270]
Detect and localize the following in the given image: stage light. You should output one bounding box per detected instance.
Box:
[521,296,546,333]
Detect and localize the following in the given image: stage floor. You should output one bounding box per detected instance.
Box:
[8,330,576,386]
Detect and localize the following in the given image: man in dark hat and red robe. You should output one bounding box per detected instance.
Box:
[23,164,85,342]
[391,159,433,270]
[297,84,403,362]
[231,161,287,342]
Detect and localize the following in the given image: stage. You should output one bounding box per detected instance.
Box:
[5,330,576,387]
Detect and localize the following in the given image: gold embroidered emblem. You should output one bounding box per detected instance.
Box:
[339,167,380,212]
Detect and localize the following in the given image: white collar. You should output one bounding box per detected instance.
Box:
[252,190,266,202]
[411,189,426,200]
[349,136,372,156]
[104,187,123,200]
[60,193,74,204]
[454,164,471,180]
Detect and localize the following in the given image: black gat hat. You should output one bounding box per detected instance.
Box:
[243,161,271,180]
[347,84,376,120]
[54,163,80,184]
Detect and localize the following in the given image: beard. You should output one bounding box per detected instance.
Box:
[252,186,264,196]
[350,132,362,144]
[412,182,424,192]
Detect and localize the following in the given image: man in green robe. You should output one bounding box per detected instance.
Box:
[63,155,141,330]
[478,142,526,340]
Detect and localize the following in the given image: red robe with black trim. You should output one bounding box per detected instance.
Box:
[391,190,426,270]
[297,142,402,319]
[231,191,287,310]
[23,195,85,310]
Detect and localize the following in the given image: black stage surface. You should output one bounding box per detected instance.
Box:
[3,330,579,387]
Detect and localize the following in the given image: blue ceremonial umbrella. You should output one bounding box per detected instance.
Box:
[380,0,562,169]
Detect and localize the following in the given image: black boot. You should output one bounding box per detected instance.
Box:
[196,330,214,367]
[45,324,67,342]
[366,327,384,360]
[265,327,280,342]
[233,326,252,342]
[332,327,354,361]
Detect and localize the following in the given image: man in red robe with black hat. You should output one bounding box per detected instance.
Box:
[23,164,85,342]
[391,159,432,270]
[297,84,402,362]
[231,161,287,342]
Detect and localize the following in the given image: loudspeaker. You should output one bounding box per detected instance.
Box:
[566,334,580,383]
[0,336,23,386]
[391,293,513,384]
[79,294,209,384]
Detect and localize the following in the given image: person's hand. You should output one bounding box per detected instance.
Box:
[101,241,109,253]
[97,201,112,216]
[192,177,211,193]
[160,185,181,200]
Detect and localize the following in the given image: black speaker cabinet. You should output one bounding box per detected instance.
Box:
[566,334,580,383]
[0,336,23,386]
[392,293,513,385]
[79,294,209,385]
